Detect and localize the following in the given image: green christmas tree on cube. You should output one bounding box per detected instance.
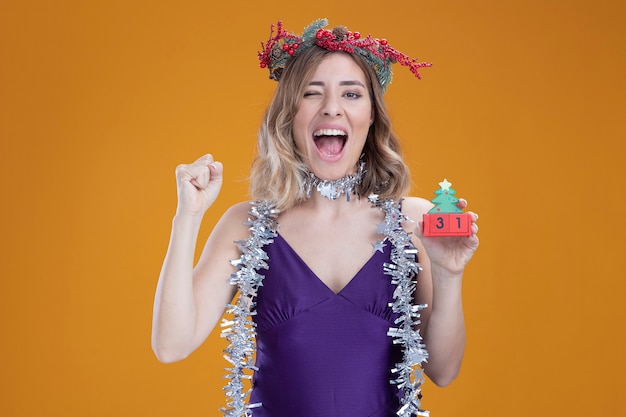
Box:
[428,179,463,213]
[422,178,472,237]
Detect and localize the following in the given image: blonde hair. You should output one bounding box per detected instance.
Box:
[249,46,411,211]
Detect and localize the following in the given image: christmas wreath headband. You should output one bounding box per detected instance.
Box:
[258,18,431,92]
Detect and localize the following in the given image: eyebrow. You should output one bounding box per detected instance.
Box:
[308,80,366,87]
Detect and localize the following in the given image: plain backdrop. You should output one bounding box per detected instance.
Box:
[1,1,625,416]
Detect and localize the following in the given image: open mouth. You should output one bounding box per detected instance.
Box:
[313,128,347,158]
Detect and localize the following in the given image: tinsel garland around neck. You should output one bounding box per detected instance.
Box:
[220,196,429,417]
[303,162,365,201]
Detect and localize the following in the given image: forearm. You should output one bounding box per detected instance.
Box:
[151,214,203,362]
[423,266,466,386]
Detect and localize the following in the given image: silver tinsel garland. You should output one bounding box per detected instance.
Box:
[220,201,279,417]
[221,196,429,417]
[369,195,430,417]
[303,162,365,201]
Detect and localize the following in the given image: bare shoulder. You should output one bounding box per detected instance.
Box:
[219,201,254,227]
[211,201,255,243]
[401,196,434,220]
[195,201,254,278]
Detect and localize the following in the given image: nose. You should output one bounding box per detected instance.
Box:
[320,95,343,117]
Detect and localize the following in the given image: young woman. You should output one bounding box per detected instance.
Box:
[152,19,479,417]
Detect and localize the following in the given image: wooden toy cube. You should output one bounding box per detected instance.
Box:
[422,213,473,237]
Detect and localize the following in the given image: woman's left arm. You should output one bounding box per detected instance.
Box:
[403,197,479,387]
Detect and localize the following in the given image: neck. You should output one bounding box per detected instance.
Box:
[304,162,365,202]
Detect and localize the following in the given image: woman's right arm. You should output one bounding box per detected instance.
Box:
[151,154,249,363]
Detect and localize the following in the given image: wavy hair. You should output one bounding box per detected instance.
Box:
[249,46,411,211]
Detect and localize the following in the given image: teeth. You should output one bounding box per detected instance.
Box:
[313,129,347,137]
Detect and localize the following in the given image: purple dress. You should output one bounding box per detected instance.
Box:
[249,234,403,417]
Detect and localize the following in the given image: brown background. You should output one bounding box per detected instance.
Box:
[1,1,625,415]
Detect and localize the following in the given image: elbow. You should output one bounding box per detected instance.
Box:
[429,373,458,388]
[151,340,191,364]
[425,364,461,388]
[153,351,185,364]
